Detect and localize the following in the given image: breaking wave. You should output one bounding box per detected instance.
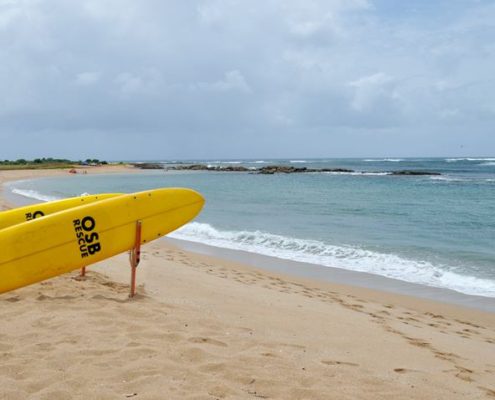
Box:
[363,158,403,162]
[446,157,495,163]
[11,188,61,202]
[324,171,390,176]
[171,222,495,298]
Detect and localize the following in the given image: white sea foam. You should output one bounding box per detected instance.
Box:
[363,158,403,162]
[446,157,495,162]
[481,162,495,166]
[252,160,266,164]
[170,223,495,298]
[290,160,307,163]
[429,176,464,182]
[11,188,60,202]
[208,161,243,164]
[324,171,390,176]
[430,176,495,184]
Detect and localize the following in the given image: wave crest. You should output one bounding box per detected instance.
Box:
[11,188,61,202]
[363,158,403,162]
[446,157,495,162]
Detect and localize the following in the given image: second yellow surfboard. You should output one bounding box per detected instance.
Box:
[0,188,205,294]
[0,194,122,230]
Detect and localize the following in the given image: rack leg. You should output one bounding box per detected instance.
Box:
[129,221,142,298]
[80,267,86,277]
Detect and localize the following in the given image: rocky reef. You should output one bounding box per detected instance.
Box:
[257,166,354,174]
[390,170,441,176]
[132,163,164,169]
[131,163,441,176]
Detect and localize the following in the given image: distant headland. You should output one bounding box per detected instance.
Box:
[0,158,111,170]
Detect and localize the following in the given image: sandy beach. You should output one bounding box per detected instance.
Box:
[1,168,495,399]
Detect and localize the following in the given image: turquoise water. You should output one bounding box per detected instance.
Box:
[6,157,495,297]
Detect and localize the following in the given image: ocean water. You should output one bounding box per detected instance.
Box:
[5,158,495,298]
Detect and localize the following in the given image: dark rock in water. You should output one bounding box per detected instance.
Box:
[185,164,209,170]
[257,165,355,174]
[132,163,163,169]
[391,170,441,176]
[320,168,355,173]
[258,165,302,174]
[165,164,357,174]
[167,164,250,172]
[220,165,250,172]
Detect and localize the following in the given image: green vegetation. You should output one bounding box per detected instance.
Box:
[0,157,108,170]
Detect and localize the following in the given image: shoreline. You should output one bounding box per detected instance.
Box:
[3,167,494,312]
[1,167,495,398]
[166,237,495,313]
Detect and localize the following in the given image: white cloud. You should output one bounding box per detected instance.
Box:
[115,73,144,95]
[197,0,232,25]
[195,70,252,93]
[281,0,370,38]
[0,0,22,30]
[75,71,101,86]
[349,73,397,112]
[114,69,162,96]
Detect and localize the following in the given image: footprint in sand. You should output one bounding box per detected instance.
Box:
[455,319,483,329]
[478,387,495,398]
[36,294,78,301]
[188,337,228,347]
[405,337,431,348]
[321,360,359,367]
[260,352,278,358]
[454,365,475,382]
[393,368,419,374]
[434,351,461,362]
[2,296,21,303]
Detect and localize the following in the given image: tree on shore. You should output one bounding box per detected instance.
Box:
[0,157,108,166]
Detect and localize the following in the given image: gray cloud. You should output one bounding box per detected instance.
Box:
[1,0,494,160]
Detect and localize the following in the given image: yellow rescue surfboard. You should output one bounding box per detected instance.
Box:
[0,188,204,294]
[0,194,122,230]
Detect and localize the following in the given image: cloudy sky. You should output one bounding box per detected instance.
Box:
[1,0,494,160]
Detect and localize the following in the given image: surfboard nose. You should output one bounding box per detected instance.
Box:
[170,187,205,215]
[187,189,205,207]
[183,188,205,218]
